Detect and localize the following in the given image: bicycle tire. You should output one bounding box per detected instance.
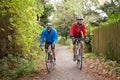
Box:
[77,48,82,70]
[45,53,54,73]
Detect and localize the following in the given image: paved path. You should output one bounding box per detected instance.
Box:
[44,44,94,80]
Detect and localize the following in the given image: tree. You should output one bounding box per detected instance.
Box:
[52,0,99,39]
[101,0,120,14]
[0,0,44,58]
[40,3,54,26]
[100,0,120,24]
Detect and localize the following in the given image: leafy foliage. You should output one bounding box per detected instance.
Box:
[100,0,120,25]
[100,0,120,14]
[0,53,44,79]
[0,0,45,79]
[0,0,43,57]
[40,3,54,26]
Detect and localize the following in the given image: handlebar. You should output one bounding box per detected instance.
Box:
[72,37,90,43]
[72,37,84,41]
[39,45,44,51]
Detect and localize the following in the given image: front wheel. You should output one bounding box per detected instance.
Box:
[45,53,54,73]
[77,49,82,70]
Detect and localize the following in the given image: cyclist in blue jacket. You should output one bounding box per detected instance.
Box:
[40,23,58,61]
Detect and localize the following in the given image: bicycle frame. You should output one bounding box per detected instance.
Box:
[76,39,81,55]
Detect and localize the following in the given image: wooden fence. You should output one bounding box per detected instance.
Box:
[92,22,120,62]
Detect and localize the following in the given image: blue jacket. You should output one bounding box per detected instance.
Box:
[40,28,58,45]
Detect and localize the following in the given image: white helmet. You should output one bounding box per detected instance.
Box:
[77,15,84,20]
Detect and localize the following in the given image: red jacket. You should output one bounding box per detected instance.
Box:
[70,22,87,37]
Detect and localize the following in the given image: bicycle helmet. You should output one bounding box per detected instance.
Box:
[46,23,52,28]
[77,15,84,20]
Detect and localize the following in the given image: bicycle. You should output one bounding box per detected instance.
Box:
[73,38,83,70]
[41,45,55,73]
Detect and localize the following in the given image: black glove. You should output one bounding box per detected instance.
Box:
[39,45,43,51]
[84,37,89,43]
[39,45,42,47]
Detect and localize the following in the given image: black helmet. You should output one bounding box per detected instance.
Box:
[46,23,52,28]
[77,15,84,20]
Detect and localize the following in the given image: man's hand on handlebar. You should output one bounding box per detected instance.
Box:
[84,37,90,43]
[39,45,43,51]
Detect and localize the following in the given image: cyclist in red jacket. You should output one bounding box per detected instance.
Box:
[70,15,88,61]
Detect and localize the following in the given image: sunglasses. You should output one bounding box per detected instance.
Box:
[47,27,51,30]
[77,19,83,20]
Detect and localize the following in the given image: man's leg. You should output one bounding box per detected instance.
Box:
[72,39,77,61]
[52,49,56,65]
[51,43,56,61]
[73,44,76,55]
[72,38,76,54]
[45,42,49,53]
[45,42,50,62]
[52,49,56,60]
[45,49,48,53]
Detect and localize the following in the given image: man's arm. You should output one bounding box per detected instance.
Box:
[82,24,87,38]
[40,30,45,45]
[53,29,58,44]
[70,23,74,37]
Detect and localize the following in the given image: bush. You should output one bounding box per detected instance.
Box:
[0,52,44,79]
[57,36,66,45]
